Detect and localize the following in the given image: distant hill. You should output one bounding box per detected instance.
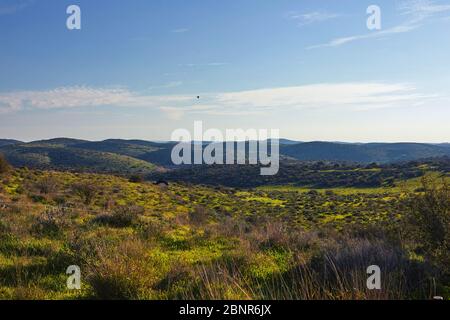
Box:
[280,142,450,163]
[26,138,89,147]
[0,142,157,175]
[0,139,23,147]
[72,139,164,159]
[1,138,450,174]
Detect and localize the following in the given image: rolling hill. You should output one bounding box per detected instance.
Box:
[1,139,450,175]
[71,139,165,159]
[0,139,23,147]
[0,141,157,175]
[280,142,450,163]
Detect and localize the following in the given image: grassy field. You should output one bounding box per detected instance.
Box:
[0,165,448,300]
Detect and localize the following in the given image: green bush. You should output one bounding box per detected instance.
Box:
[404,177,449,268]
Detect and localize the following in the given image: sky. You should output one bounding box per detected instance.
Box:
[0,0,449,142]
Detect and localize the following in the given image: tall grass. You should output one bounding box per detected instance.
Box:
[176,237,434,300]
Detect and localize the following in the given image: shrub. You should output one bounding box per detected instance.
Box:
[404,177,449,268]
[85,239,159,299]
[32,207,68,238]
[128,174,144,183]
[0,154,11,174]
[251,221,291,250]
[30,194,47,203]
[34,176,59,194]
[188,205,210,226]
[72,182,98,205]
[93,205,143,228]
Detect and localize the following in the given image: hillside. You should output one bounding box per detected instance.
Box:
[0,139,23,147]
[280,142,450,163]
[27,138,89,147]
[72,139,165,159]
[1,139,450,175]
[150,157,450,188]
[71,140,450,165]
[0,162,448,299]
[0,143,157,175]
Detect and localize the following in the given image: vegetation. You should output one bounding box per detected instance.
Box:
[0,158,448,300]
[1,139,450,175]
[150,157,449,189]
[0,143,157,175]
[0,154,10,175]
[402,177,449,270]
[280,141,450,163]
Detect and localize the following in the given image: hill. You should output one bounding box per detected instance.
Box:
[280,142,450,163]
[0,139,23,147]
[72,139,165,159]
[26,138,89,147]
[1,138,450,174]
[0,143,157,175]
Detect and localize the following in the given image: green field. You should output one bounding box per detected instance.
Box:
[0,162,448,299]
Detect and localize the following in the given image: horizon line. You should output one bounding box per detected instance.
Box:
[1,137,449,145]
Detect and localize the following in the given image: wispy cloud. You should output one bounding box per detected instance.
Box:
[308,24,418,49]
[309,0,450,49]
[287,11,340,26]
[0,86,193,114]
[179,62,229,68]
[171,28,189,33]
[0,0,33,16]
[213,83,434,110]
[0,83,437,118]
[399,0,450,21]
[148,81,183,90]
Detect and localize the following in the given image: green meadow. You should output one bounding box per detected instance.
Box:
[0,155,449,299]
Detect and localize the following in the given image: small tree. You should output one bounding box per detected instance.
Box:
[0,153,11,174]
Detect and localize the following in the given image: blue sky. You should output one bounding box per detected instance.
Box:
[0,0,449,142]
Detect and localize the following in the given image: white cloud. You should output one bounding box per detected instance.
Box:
[287,11,340,26]
[309,0,450,48]
[0,83,438,116]
[0,86,193,113]
[214,83,433,110]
